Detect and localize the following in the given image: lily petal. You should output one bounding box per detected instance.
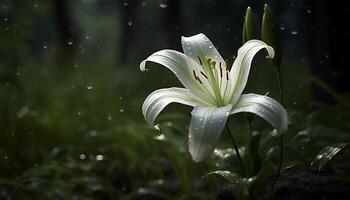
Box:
[189,104,233,162]
[181,33,226,70]
[231,94,287,134]
[226,40,274,104]
[140,49,216,105]
[181,34,229,98]
[142,87,199,126]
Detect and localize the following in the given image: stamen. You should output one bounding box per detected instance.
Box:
[219,62,223,78]
[197,56,203,65]
[200,71,208,79]
[193,70,203,84]
[225,59,230,71]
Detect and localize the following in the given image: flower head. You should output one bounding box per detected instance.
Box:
[141,33,287,162]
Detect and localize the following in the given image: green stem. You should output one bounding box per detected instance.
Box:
[272,67,284,190]
[225,123,246,177]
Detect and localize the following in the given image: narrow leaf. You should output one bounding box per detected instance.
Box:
[261,4,281,68]
[311,143,348,171]
[204,170,241,184]
[242,7,256,44]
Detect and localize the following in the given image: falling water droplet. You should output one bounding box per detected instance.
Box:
[80,154,86,160]
[159,0,168,8]
[96,155,104,161]
[127,19,133,26]
[290,30,298,35]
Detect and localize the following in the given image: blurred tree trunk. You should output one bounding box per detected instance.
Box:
[54,0,79,67]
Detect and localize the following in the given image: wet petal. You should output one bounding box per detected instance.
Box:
[231,94,287,134]
[225,40,274,104]
[189,104,232,162]
[142,87,199,126]
[140,49,216,104]
[181,33,229,99]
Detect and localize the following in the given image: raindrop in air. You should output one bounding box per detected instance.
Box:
[120,109,125,113]
[141,1,147,6]
[67,41,73,45]
[87,86,93,90]
[80,154,86,160]
[42,45,48,49]
[127,19,133,26]
[3,17,8,22]
[290,30,298,35]
[159,0,168,8]
[96,155,104,161]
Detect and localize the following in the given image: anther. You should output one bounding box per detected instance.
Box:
[200,71,208,79]
[219,62,223,78]
[197,56,203,65]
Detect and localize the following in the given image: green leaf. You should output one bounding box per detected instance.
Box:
[242,7,256,44]
[261,4,281,68]
[248,131,262,175]
[311,143,348,171]
[204,170,256,199]
[204,170,241,184]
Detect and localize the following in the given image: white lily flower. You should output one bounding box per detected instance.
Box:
[140,33,288,162]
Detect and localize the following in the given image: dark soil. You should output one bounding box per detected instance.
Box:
[217,167,350,200]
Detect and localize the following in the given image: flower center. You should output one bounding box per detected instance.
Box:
[192,56,229,106]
